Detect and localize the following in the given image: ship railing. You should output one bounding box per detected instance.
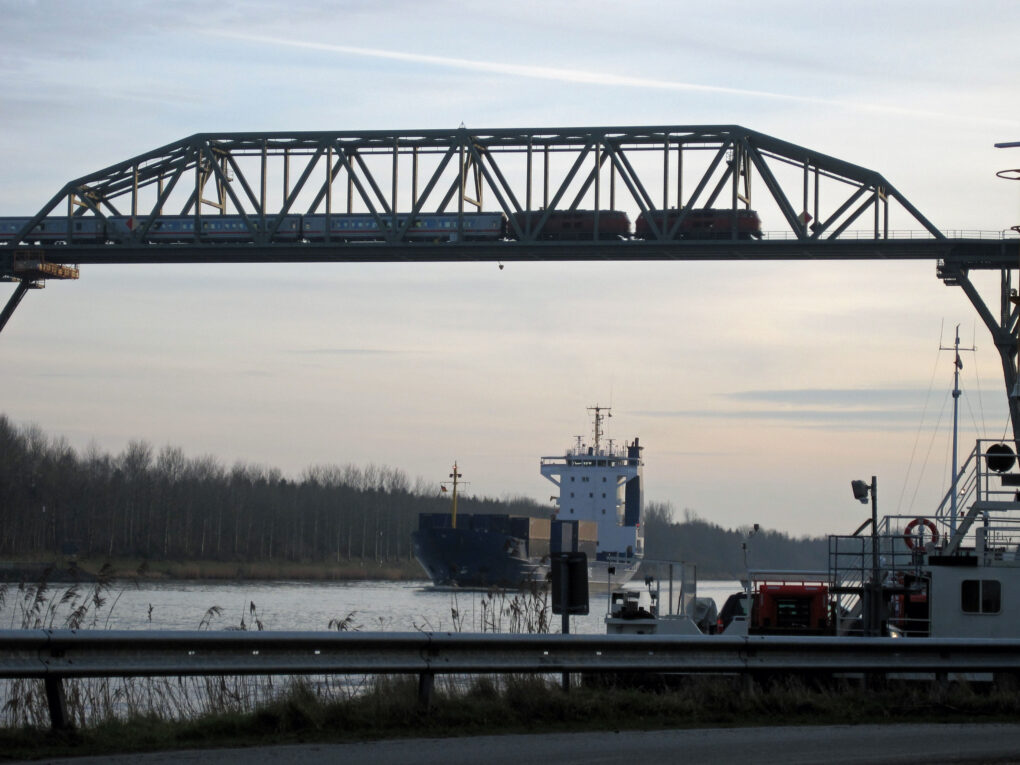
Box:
[977,518,1020,565]
[626,558,699,618]
[543,443,634,461]
[935,439,1020,522]
[829,531,926,635]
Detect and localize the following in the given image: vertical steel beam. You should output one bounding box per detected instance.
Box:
[610,153,616,210]
[803,159,810,237]
[325,146,333,243]
[676,143,683,209]
[813,165,820,233]
[457,140,464,235]
[391,137,399,218]
[260,140,267,224]
[662,138,669,211]
[412,147,419,209]
[283,148,290,206]
[526,139,533,211]
[543,144,549,209]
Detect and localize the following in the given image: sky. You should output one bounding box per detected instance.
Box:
[2,0,1020,539]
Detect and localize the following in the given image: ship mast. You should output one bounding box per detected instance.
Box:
[587,405,611,452]
[443,462,464,529]
[941,324,975,536]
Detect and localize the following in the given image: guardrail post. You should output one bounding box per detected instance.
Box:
[44,676,70,731]
[418,672,434,709]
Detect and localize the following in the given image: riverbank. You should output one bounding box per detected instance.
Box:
[0,557,425,583]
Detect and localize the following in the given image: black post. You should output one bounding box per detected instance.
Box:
[560,570,570,692]
[870,476,881,636]
[44,676,70,731]
[418,672,434,710]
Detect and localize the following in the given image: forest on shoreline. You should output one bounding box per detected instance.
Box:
[0,415,828,580]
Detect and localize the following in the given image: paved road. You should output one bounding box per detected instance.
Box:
[18,724,1020,764]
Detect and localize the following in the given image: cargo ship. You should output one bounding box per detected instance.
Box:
[412,407,644,589]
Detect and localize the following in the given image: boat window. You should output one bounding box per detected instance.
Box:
[962,579,1001,614]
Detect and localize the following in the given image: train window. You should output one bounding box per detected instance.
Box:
[962,579,1001,614]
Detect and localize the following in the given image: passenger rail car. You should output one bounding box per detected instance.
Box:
[0,213,507,244]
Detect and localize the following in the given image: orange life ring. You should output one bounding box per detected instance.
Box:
[903,517,939,550]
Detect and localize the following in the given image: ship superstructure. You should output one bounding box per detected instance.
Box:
[540,406,644,585]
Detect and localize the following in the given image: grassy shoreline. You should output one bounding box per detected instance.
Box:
[1,676,1018,761]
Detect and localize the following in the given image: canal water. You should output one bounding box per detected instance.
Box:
[10,578,743,634]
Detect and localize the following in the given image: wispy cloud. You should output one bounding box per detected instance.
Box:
[632,408,923,424]
[208,31,1020,128]
[725,388,934,407]
[290,348,401,356]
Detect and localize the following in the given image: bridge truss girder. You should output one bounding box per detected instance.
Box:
[8,124,1020,442]
[9,125,945,249]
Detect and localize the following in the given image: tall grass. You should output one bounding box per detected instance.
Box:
[0,570,553,730]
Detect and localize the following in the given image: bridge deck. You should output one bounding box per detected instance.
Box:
[2,237,1013,269]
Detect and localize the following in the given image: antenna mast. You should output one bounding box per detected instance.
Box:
[587,405,612,452]
[941,324,975,535]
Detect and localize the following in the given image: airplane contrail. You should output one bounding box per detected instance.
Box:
[209,31,1019,128]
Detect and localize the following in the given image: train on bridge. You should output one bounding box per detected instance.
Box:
[0,208,763,245]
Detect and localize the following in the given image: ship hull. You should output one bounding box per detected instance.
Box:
[412,524,642,590]
[412,527,548,588]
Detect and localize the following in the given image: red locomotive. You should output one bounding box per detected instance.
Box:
[635,208,762,240]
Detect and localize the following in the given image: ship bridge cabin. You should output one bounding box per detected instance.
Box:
[540,436,644,560]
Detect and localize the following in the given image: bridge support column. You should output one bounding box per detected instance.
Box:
[942,262,1020,442]
[0,281,35,335]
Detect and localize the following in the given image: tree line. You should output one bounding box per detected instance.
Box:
[642,503,828,579]
[0,415,828,575]
[0,415,542,564]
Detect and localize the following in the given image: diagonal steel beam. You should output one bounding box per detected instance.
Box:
[661,141,732,240]
[200,145,260,240]
[0,281,36,334]
[744,140,803,238]
[811,186,869,240]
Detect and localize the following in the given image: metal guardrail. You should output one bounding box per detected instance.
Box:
[6,629,1020,730]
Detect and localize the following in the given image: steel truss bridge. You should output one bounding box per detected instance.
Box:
[2,124,1019,433]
